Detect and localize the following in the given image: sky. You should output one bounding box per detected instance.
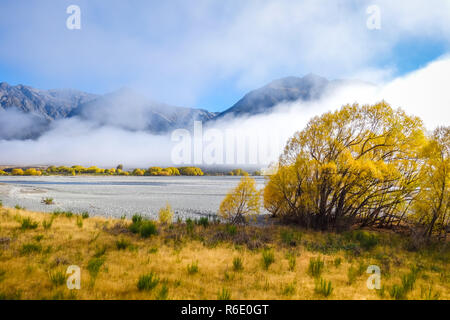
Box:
[0,0,449,112]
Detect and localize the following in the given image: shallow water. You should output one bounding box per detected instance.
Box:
[0,176,267,220]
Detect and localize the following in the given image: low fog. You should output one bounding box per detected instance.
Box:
[0,56,449,168]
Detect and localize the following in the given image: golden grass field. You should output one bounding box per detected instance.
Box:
[0,206,448,300]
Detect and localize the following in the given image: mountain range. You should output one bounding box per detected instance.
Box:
[0,74,365,139]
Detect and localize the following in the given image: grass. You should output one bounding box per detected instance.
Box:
[187,261,199,275]
[232,257,243,271]
[41,198,55,205]
[0,207,448,300]
[137,272,159,291]
[308,257,324,278]
[262,249,275,270]
[20,217,39,230]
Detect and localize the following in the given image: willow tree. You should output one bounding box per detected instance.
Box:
[412,126,449,238]
[264,102,426,231]
[219,175,261,225]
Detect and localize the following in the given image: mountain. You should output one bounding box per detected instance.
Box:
[215,74,367,118]
[0,82,98,120]
[69,88,217,133]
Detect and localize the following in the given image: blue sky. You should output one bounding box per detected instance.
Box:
[0,0,449,112]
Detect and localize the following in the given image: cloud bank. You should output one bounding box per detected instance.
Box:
[0,56,448,168]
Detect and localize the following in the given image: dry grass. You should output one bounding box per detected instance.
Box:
[0,207,448,300]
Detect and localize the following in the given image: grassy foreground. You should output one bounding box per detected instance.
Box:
[0,207,448,300]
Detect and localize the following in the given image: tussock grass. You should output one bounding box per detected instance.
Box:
[0,207,448,300]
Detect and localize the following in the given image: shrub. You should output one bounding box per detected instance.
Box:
[129,217,158,238]
[232,257,243,271]
[389,284,406,300]
[286,253,296,271]
[42,218,53,230]
[186,218,195,234]
[116,238,131,250]
[137,272,159,291]
[314,278,333,297]
[197,217,209,228]
[334,257,342,267]
[15,205,25,210]
[187,261,199,275]
[158,203,174,225]
[93,246,107,258]
[262,249,275,270]
[156,284,169,300]
[48,270,66,287]
[225,224,237,236]
[308,257,324,278]
[20,243,42,255]
[354,231,378,250]
[282,282,296,296]
[76,216,83,228]
[87,258,104,280]
[81,212,89,219]
[280,230,302,246]
[0,200,3,207]
[41,198,54,205]
[401,271,418,293]
[218,288,231,300]
[20,217,39,230]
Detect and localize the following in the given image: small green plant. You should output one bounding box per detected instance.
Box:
[225,224,237,236]
[308,257,324,278]
[116,238,131,250]
[197,217,209,228]
[389,284,406,300]
[333,257,342,267]
[137,272,159,291]
[218,288,231,300]
[15,205,25,210]
[156,284,169,300]
[282,282,296,296]
[286,252,296,271]
[262,249,275,270]
[280,230,302,246]
[0,200,3,207]
[42,218,53,230]
[232,257,243,271]
[87,257,104,281]
[41,198,54,205]
[81,212,89,219]
[20,217,39,230]
[129,217,158,238]
[347,266,358,285]
[401,271,417,293]
[64,211,74,218]
[48,270,66,287]
[187,261,199,274]
[20,243,42,255]
[76,216,83,228]
[34,234,44,242]
[420,285,440,300]
[158,203,174,225]
[186,218,195,233]
[314,278,333,297]
[93,245,107,258]
[354,231,378,250]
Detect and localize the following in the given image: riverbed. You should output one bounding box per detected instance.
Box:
[0,175,267,220]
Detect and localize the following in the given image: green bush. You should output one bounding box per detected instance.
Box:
[308,257,324,278]
[156,284,169,300]
[314,278,333,297]
[129,217,158,238]
[42,218,53,230]
[287,253,296,271]
[282,282,296,296]
[197,217,209,228]
[41,198,54,205]
[20,217,39,230]
[48,270,66,287]
[389,284,406,300]
[116,238,131,250]
[187,261,199,275]
[232,257,243,271]
[354,231,378,250]
[20,243,42,255]
[262,249,275,270]
[218,288,231,300]
[280,230,302,246]
[226,224,237,236]
[137,272,159,291]
[81,212,90,219]
[87,257,104,280]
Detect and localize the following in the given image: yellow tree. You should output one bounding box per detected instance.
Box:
[219,175,261,224]
[413,126,449,238]
[264,102,426,230]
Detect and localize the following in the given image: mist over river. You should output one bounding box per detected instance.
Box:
[0,176,267,220]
